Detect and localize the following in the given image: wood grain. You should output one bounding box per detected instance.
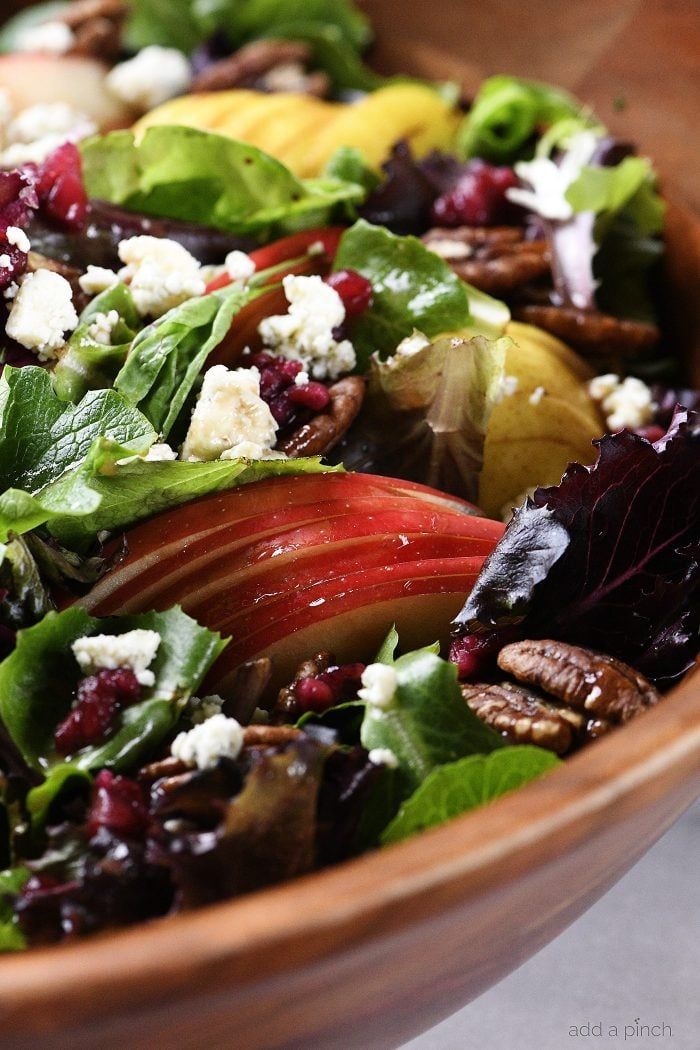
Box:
[0,3,698,1047]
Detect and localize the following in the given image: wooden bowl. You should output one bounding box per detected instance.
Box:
[0,3,698,1047]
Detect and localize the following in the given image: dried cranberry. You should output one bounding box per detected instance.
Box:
[0,169,38,290]
[293,661,366,713]
[287,380,330,411]
[431,160,520,227]
[87,770,149,839]
[36,143,88,230]
[449,634,497,680]
[326,269,373,317]
[54,668,142,755]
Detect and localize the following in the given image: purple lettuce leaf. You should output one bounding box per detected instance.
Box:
[451,407,699,685]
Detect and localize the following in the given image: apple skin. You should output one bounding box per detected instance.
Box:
[0,53,132,130]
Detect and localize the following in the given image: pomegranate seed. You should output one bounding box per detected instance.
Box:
[449,634,496,680]
[287,381,331,411]
[54,668,141,755]
[87,769,149,839]
[268,392,297,428]
[293,661,366,714]
[36,143,88,230]
[326,269,373,317]
[294,677,335,711]
[431,161,520,227]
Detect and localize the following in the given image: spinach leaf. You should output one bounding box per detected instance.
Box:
[333,220,474,365]
[0,366,155,494]
[381,746,559,844]
[53,284,142,403]
[114,281,259,436]
[211,0,372,52]
[360,647,503,797]
[81,127,364,238]
[0,606,227,774]
[26,763,91,830]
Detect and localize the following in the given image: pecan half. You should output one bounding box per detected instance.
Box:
[423,226,551,295]
[512,304,659,358]
[461,680,584,754]
[277,376,365,458]
[497,640,660,724]
[191,39,330,98]
[58,0,127,62]
[243,725,301,749]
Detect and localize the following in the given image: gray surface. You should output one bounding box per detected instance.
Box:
[403,801,700,1050]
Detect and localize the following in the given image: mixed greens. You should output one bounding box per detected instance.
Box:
[0,0,696,950]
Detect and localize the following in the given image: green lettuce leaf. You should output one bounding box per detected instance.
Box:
[125,0,215,52]
[53,284,142,403]
[360,647,503,798]
[0,605,227,774]
[381,746,560,844]
[457,75,589,162]
[40,439,334,550]
[0,867,29,952]
[80,127,364,238]
[566,156,665,235]
[334,220,475,365]
[0,366,155,494]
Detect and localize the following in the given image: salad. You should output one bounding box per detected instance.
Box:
[0,0,696,951]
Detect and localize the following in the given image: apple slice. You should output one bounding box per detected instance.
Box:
[0,53,132,130]
[203,559,483,693]
[83,473,490,612]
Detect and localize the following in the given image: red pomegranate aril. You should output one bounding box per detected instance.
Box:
[268,392,298,428]
[294,676,335,711]
[431,161,520,227]
[87,769,149,839]
[449,634,497,680]
[54,668,142,755]
[36,143,88,230]
[326,269,373,317]
[287,381,330,411]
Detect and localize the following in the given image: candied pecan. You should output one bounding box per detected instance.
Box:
[191,39,329,97]
[461,680,583,754]
[512,304,659,358]
[58,0,127,62]
[277,376,365,458]
[139,756,190,787]
[423,225,551,294]
[497,640,660,724]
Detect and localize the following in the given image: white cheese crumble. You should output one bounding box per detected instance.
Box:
[107,46,193,112]
[144,442,178,461]
[358,663,398,710]
[395,329,430,358]
[3,281,19,301]
[588,373,655,431]
[117,235,205,317]
[294,369,310,387]
[426,238,471,261]
[495,374,519,401]
[79,265,119,296]
[6,226,30,254]
[368,747,399,769]
[529,385,546,405]
[188,694,226,725]
[2,102,96,167]
[258,274,356,380]
[5,270,78,361]
[87,309,119,346]
[506,130,599,222]
[181,364,281,462]
[15,20,75,54]
[171,714,244,769]
[225,250,256,283]
[72,629,161,687]
[0,254,11,271]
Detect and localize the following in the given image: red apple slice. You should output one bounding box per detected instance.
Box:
[0,54,132,130]
[84,473,491,612]
[203,560,483,692]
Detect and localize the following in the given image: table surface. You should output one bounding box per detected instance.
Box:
[399,801,700,1050]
